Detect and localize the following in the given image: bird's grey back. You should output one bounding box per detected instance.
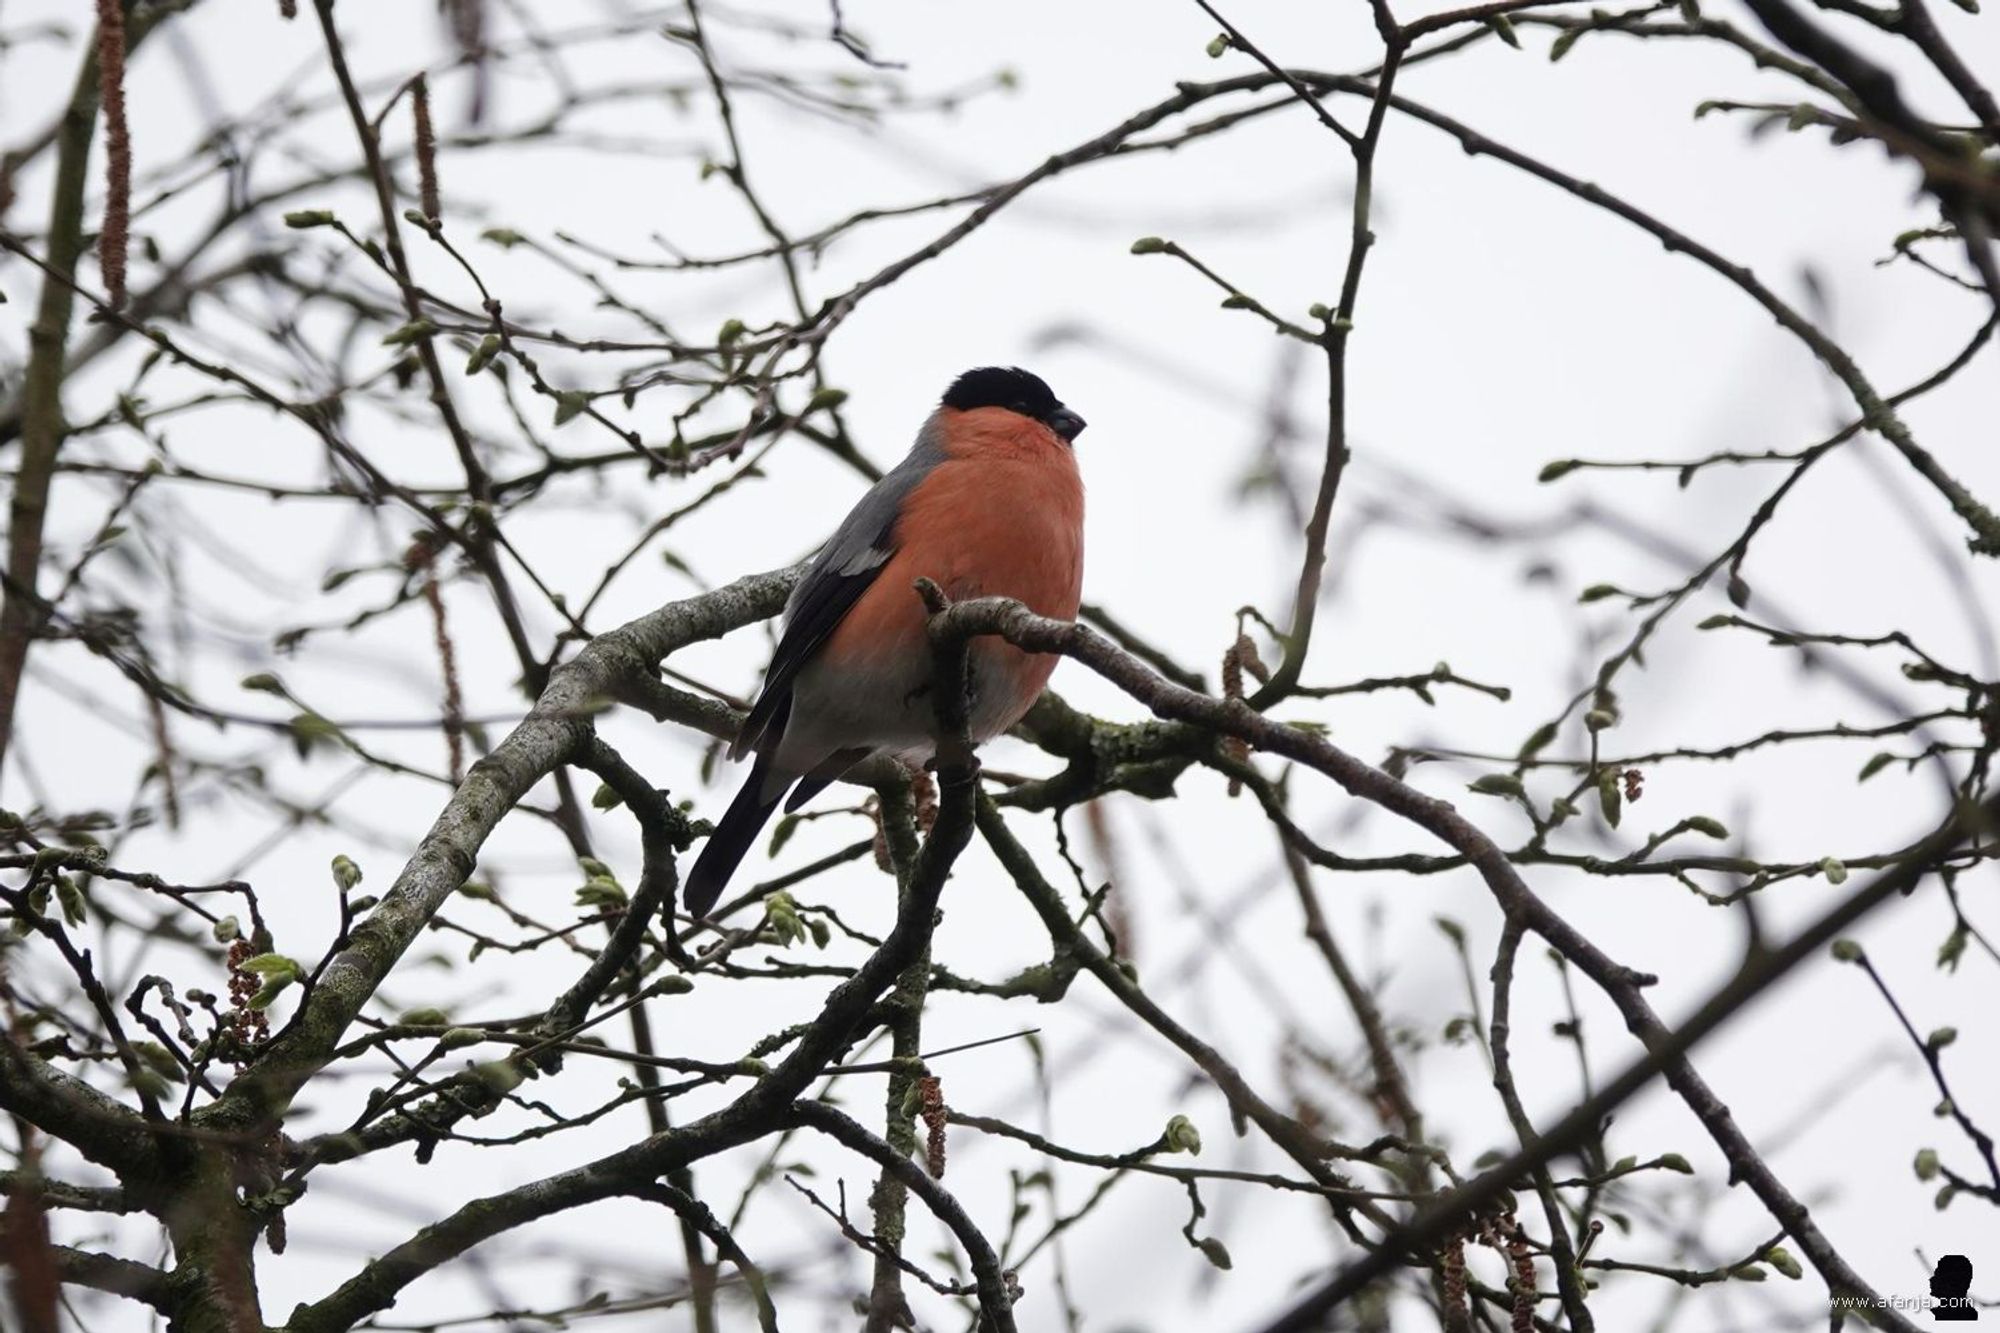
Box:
[785,416,948,621]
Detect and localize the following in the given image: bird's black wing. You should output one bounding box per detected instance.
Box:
[731,433,944,760]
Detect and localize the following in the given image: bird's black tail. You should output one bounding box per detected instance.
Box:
[684,750,792,918]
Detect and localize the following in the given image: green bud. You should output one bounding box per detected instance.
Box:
[1129,236,1170,255]
[1927,1026,1958,1051]
[283,209,338,229]
[380,319,437,347]
[459,881,496,900]
[1205,33,1229,57]
[1830,938,1863,962]
[1585,708,1617,732]
[1658,1152,1694,1174]
[1765,1246,1802,1280]
[807,386,850,412]
[1915,1147,1940,1181]
[1307,302,1330,321]
[552,390,589,426]
[398,1007,450,1028]
[574,876,629,911]
[440,1027,484,1050]
[1696,614,1733,630]
[736,1057,771,1077]
[1597,772,1622,829]
[472,1060,524,1095]
[241,672,286,694]
[1936,1182,1958,1210]
[466,333,502,375]
[249,974,295,1010]
[331,855,363,892]
[590,783,623,811]
[212,915,241,944]
[649,975,696,996]
[240,953,303,981]
[481,227,525,248]
[1685,816,1728,839]
[1468,773,1525,798]
[1197,1237,1233,1270]
[1820,856,1848,885]
[1538,459,1579,483]
[765,890,806,946]
[56,876,86,927]
[1164,1114,1203,1155]
[716,318,747,345]
[1938,923,1969,972]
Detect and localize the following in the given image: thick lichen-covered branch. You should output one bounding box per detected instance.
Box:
[197,566,796,1135]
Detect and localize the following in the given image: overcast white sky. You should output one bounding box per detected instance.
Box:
[4,0,1999,1328]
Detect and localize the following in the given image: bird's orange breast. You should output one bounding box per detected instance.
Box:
[821,408,1084,724]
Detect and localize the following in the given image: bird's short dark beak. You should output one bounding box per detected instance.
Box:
[1049,406,1086,442]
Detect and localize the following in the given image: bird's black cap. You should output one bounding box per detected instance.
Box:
[941,366,1085,441]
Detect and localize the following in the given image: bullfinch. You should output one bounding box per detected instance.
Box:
[682,366,1087,917]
